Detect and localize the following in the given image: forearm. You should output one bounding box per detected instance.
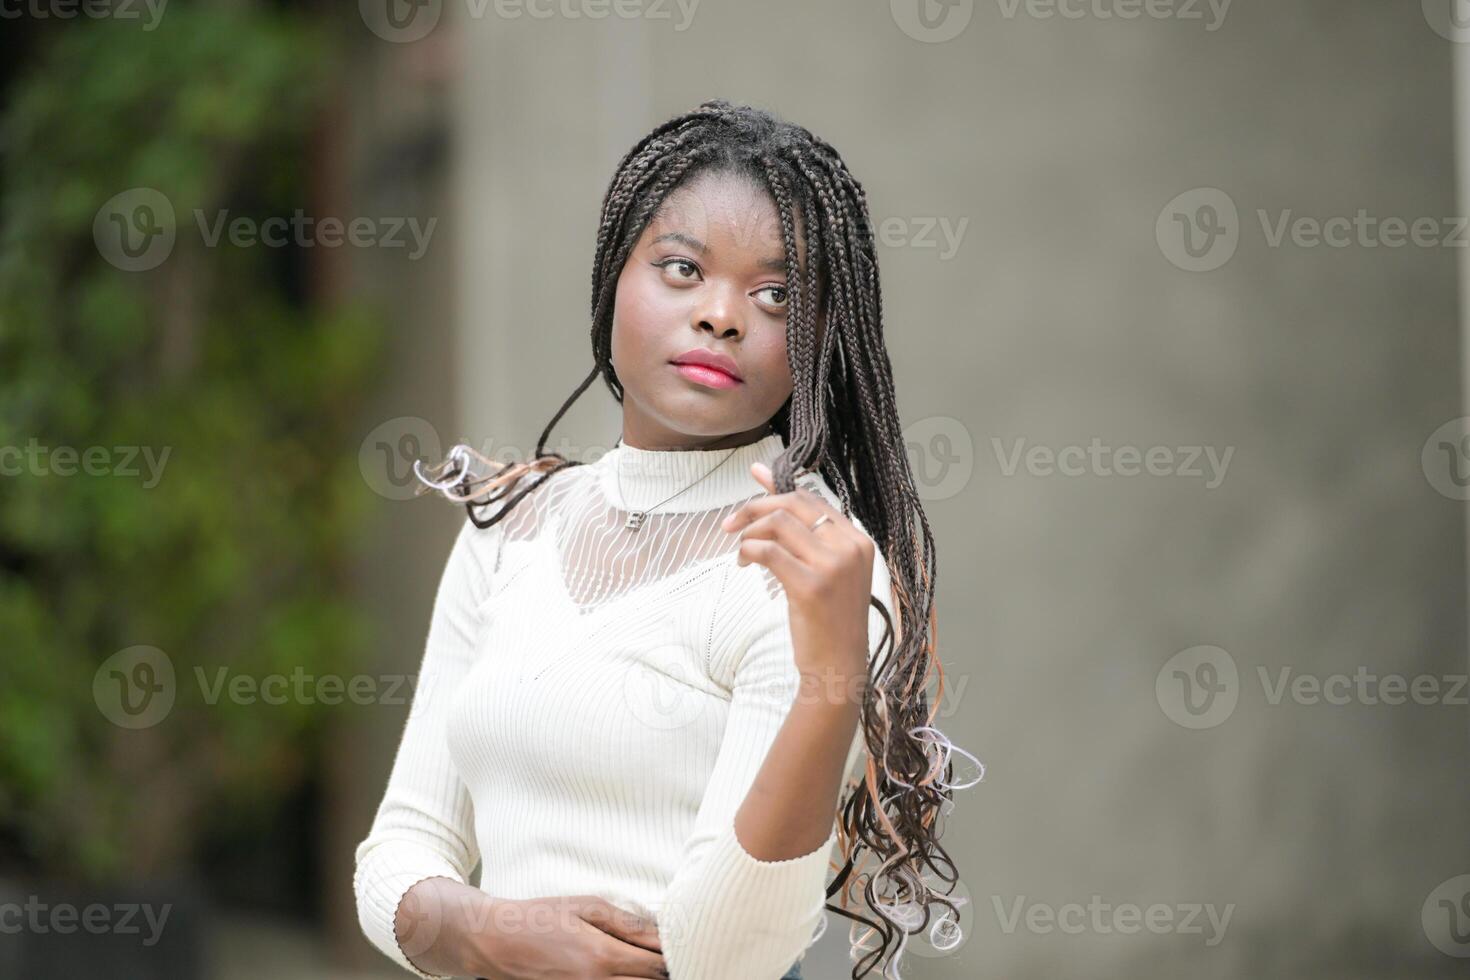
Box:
[733,665,865,862]
[653,587,875,978]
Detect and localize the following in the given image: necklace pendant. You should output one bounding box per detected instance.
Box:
[625,511,647,531]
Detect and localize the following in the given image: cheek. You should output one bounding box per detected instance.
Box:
[611,266,660,365]
[748,324,794,399]
[612,264,686,358]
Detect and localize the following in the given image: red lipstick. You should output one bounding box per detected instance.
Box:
[670,348,743,388]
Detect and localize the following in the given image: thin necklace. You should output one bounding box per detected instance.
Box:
[614,439,742,531]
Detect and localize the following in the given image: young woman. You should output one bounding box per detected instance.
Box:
[353,99,977,980]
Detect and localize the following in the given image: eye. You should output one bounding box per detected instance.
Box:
[655,257,701,282]
[757,284,789,309]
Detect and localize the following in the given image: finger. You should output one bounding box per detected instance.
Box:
[575,900,662,952]
[737,536,817,594]
[723,486,834,534]
[597,936,669,978]
[751,460,775,493]
[736,507,828,565]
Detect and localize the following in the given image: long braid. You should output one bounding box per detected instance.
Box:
[755,156,824,472]
[768,138,963,977]
[414,99,978,979]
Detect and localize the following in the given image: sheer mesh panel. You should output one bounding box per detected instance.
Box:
[484,465,786,612]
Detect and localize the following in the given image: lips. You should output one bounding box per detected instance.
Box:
[670,348,743,382]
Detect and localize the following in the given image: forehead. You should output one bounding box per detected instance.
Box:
[647,169,807,264]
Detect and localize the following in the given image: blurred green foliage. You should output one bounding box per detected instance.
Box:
[0,9,386,882]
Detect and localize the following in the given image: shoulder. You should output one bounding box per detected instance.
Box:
[441,508,514,599]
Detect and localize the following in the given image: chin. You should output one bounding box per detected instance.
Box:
[648,404,754,441]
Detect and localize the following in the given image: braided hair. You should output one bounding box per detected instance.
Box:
[417,99,974,978]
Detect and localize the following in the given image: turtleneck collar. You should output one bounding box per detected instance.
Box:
[592,431,787,514]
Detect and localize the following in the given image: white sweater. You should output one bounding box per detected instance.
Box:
[353,432,893,980]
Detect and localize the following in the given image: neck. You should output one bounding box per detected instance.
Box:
[593,430,787,514]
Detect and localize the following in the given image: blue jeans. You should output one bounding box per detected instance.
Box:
[780,959,803,980]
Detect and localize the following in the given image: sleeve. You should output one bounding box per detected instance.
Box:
[654,537,896,980]
[352,515,496,980]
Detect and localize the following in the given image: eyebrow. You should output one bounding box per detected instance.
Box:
[652,231,788,274]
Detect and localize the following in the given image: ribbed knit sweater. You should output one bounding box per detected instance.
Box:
[353,432,892,980]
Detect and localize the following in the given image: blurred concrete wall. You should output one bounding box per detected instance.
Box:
[432,2,1468,977]
[332,29,463,972]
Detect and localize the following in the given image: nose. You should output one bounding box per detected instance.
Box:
[691,281,744,340]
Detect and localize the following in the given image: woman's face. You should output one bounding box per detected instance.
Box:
[610,168,819,450]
